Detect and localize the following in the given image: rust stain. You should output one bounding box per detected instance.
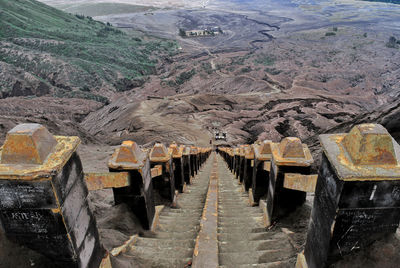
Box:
[1,124,57,165]
[150,143,171,163]
[169,143,183,158]
[99,252,112,268]
[321,124,400,181]
[245,145,255,160]
[278,137,305,158]
[271,138,313,167]
[295,252,309,268]
[0,136,80,180]
[254,140,273,161]
[150,165,163,178]
[283,173,318,193]
[110,235,138,257]
[263,161,271,172]
[108,141,147,170]
[85,172,130,191]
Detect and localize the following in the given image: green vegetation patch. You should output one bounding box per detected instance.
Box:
[62,3,155,17]
[0,0,178,102]
[254,53,275,66]
[175,69,196,85]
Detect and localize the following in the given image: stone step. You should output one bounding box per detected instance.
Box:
[130,244,194,259]
[219,249,292,266]
[218,226,266,234]
[218,239,293,253]
[218,217,263,225]
[218,232,274,241]
[219,260,293,268]
[158,224,200,233]
[122,252,192,268]
[218,212,263,218]
[135,237,195,248]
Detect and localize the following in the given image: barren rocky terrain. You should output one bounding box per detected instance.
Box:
[1,0,400,267]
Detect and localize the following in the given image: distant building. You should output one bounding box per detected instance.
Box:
[183,27,222,37]
[215,131,227,141]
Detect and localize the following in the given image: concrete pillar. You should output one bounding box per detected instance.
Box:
[190,146,199,176]
[108,141,155,230]
[250,140,273,205]
[298,124,400,268]
[233,147,240,178]
[0,124,105,267]
[181,145,192,185]
[264,137,313,225]
[169,143,184,193]
[243,145,255,192]
[150,143,176,204]
[238,145,247,184]
[228,148,234,171]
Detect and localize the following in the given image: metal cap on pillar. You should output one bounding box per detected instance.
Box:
[0,123,104,268]
[300,123,400,268]
[271,137,313,166]
[109,140,146,170]
[150,143,171,163]
[320,123,400,179]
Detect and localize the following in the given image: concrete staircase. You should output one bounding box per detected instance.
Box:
[216,156,295,267]
[113,154,297,267]
[113,155,214,268]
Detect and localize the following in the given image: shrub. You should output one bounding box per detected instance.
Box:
[175,69,195,85]
[265,68,282,75]
[179,28,186,37]
[240,66,252,73]
[75,14,85,20]
[386,36,399,48]
[254,54,275,66]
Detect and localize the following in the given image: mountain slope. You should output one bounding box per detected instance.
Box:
[0,0,177,103]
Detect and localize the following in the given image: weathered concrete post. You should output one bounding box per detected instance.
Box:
[181,145,192,185]
[297,124,400,268]
[150,143,176,204]
[233,147,241,179]
[108,141,155,230]
[169,143,184,193]
[263,137,313,226]
[190,146,199,176]
[0,124,105,267]
[243,145,255,192]
[228,148,234,172]
[250,140,273,206]
[238,145,247,184]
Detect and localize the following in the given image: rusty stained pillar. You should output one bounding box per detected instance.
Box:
[181,145,192,185]
[108,141,155,230]
[228,148,234,172]
[243,145,255,192]
[190,146,199,176]
[0,124,105,267]
[233,147,241,178]
[238,145,247,184]
[250,140,273,206]
[150,143,176,204]
[265,137,313,226]
[169,143,184,193]
[299,124,400,268]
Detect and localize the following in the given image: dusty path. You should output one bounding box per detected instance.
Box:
[110,153,297,267]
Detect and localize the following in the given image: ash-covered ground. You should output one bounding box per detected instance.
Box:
[1,0,400,267]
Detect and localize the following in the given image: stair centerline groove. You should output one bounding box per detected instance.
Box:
[192,153,219,267]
